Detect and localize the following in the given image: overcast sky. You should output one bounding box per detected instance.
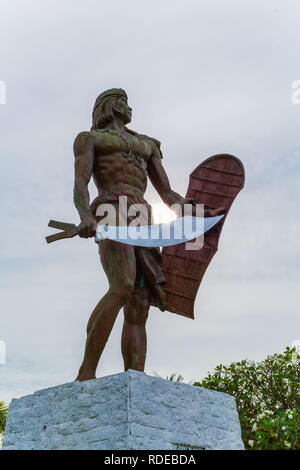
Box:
[0,0,299,403]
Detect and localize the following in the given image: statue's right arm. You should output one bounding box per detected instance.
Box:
[73,132,97,238]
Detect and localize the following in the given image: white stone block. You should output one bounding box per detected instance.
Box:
[3,370,244,450]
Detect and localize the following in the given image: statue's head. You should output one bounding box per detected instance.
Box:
[91,88,132,130]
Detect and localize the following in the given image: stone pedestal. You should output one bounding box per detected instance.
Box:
[3,370,244,450]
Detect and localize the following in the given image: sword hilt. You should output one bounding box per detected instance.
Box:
[45,220,79,244]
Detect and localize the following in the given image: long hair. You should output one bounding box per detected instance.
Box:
[91,95,124,130]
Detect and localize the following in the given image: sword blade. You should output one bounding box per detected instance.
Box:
[95,215,223,247]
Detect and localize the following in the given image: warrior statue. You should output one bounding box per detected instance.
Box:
[46,88,245,382]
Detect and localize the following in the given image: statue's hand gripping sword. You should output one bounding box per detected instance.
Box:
[45,220,79,244]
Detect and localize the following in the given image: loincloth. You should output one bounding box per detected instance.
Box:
[91,194,166,308]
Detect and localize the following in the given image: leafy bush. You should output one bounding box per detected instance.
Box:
[194,347,300,450]
[0,401,8,445]
[154,372,184,382]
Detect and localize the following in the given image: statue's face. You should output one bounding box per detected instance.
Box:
[116,96,132,124]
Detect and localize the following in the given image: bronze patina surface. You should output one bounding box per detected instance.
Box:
[47,88,244,381]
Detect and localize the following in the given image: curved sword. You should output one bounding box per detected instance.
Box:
[46,215,223,247]
[95,215,223,247]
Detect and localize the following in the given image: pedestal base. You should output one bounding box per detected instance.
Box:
[3,370,244,450]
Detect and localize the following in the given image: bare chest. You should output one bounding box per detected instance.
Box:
[95,130,153,162]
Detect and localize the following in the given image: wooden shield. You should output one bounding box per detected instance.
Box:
[162,154,245,319]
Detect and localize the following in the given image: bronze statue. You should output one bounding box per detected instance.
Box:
[46,88,244,382]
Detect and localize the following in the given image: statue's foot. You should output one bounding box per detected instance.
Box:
[75,373,96,382]
[75,365,96,382]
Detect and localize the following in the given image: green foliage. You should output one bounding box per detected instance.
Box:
[154,372,184,382]
[194,347,300,450]
[0,401,8,441]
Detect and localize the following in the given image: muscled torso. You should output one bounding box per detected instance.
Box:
[73,124,185,238]
[91,128,156,203]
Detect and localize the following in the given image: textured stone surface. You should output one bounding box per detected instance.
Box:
[3,370,244,450]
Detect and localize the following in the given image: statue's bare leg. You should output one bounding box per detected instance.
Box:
[76,239,136,382]
[121,282,151,372]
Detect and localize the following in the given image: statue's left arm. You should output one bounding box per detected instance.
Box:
[147,142,185,209]
[147,141,225,217]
